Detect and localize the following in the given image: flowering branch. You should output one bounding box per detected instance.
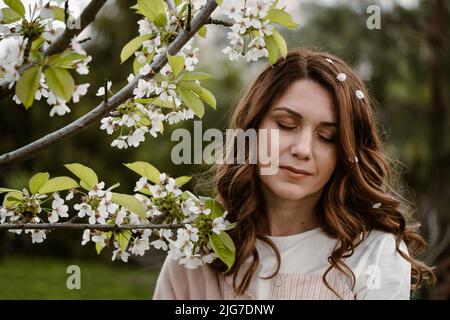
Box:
[0,222,183,230]
[0,0,219,168]
[1,162,236,267]
[0,0,108,102]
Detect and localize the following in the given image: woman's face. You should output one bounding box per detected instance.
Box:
[257,79,338,201]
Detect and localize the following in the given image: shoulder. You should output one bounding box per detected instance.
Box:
[350,230,412,300]
[153,254,223,299]
[358,230,409,259]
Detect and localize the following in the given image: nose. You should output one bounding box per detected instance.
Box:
[290,128,313,160]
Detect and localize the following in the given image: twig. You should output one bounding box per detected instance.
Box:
[64,0,69,25]
[0,0,219,168]
[206,18,232,27]
[186,1,192,32]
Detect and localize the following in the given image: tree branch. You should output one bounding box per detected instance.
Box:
[0,0,218,168]
[165,0,177,15]
[46,0,107,56]
[0,222,183,231]
[0,0,108,102]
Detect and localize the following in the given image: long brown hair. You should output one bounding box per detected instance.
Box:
[210,48,436,298]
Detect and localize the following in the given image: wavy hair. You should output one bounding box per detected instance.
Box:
[209,48,436,298]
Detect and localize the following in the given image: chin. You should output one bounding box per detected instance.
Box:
[270,183,312,201]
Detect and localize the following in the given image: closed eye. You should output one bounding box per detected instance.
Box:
[317,133,335,143]
[276,121,297,130]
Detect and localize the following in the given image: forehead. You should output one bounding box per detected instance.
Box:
[270,79,336,123]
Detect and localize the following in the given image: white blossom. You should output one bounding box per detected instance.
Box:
[134,177,148,192]
[212,217,227,234]
[129,238,150,256]
[111,136,128,149]
[151,239,168,251]
[81,229,91,245]
[30,230,47,243]
[96,81,112,96]
[72,84,90,103]
[112,244,130,262]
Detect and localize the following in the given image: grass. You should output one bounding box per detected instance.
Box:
[0,255,161,299]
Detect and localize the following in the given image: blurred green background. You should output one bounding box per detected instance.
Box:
[0,0,449,299]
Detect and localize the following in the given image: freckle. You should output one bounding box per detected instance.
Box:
[301,221,305,225]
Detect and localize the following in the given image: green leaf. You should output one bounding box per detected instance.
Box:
[124,161,161,184]
[197,87,216,109]
[44,67,75,101]
[51,6,65,21]
[167,54,185,78]
[111,193,146,219]
[174,176,192,187]
[209,232,235,271]
[179,82,216,109]
[64,163,98,189]
[136,96,175,109]
[29,172,50,194]
[38,177,79,194]
[121,34,151,63]
[177,87,204,118]
[47,52,85,69]
[137,0,167,28]
[115,230,132,251]
[31,36,45,51]
[197,25,207,38]
[264,35,279,65]
[5,0,25,16]
[1,8,22,24]
[96,241,105,255]
[181,190,199,201]
[272,29,287,59]
[224,222,237,231]
[0,188,20,194]
[3,191,23,207]
[265,9,298,29]
[16,66,42,108]
[199,196,224,219]
[79,180,91,192]
[180,72,212,81]
[215,0,223,5]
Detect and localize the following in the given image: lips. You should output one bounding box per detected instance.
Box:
[279,165,312,176]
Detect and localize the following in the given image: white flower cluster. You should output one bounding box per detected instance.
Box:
[219,0,275,62]
[0,190,70,243]
[100,76,195,149]
[0,1,92,115]
[96,3,203,149]
[73,182,121,225]
[133,173,231,269]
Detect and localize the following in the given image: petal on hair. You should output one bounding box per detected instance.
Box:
[326,58,334,64]
[337,73,347,82]
[356,90,365,100]
[372,202,382,209]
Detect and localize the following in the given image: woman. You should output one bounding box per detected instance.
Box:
[153,48,435,300]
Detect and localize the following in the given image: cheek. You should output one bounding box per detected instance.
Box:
[315,146,338,180]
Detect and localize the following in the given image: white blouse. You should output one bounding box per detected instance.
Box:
[220,228,411,300]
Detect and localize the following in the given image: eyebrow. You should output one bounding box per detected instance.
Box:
[273,106,338,127]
